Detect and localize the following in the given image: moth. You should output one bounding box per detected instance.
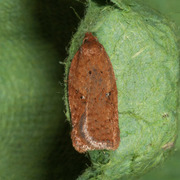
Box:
[68,32,120,153]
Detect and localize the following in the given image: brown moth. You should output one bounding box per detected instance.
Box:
[68,32,120,153]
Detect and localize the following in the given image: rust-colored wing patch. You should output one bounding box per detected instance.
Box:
[68,32,120,153]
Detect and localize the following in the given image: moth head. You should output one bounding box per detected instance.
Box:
[83,32,97,44]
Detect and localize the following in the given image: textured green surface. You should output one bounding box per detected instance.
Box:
[64,0,179,179]
[139,0,180,180]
